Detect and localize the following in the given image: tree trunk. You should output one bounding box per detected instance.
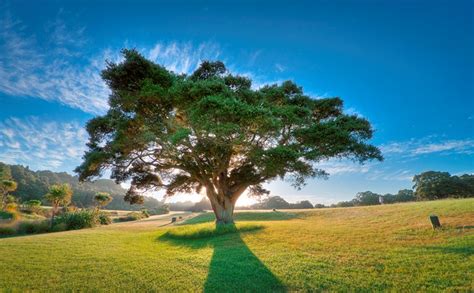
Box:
[209,196,235,225]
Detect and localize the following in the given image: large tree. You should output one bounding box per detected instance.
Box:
[76,49,382,224]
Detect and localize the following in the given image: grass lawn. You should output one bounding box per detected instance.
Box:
[0,199,473,291]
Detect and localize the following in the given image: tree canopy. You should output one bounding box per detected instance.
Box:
[94,192,113,208]
[413,171,474,200]
[76,49,382,224]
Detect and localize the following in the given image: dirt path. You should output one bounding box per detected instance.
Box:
[109,211,198,231]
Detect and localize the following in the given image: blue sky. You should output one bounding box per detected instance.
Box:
[0,0,473,205]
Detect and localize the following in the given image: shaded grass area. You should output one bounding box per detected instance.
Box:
[0,198,473,291]
[182,210,298,225]
[162,222,264,240]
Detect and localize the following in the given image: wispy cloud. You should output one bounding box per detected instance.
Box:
[381,137,474,157]
[0,9,293,115]
[0,117,88,171]
[147,41,221,74]
[275,63,285,73]
[313,136,474,182]
[317,159,370,175]
[0,12,109,114]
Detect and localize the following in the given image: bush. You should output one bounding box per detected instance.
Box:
[51,223,67,232]
[98,212,112,225]
[115,212,146,222]
[148,206,169,215]
[141,209,150,218]
[54,210,99,230]
[21,199,44,215]
[18,220,50,234]
[0,226,16,236]
[0,210,18,221]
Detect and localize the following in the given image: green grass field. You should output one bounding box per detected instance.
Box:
[0,199,473,291]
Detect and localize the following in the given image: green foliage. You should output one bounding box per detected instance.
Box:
[384,189,416,203]
[0,210,18,220]
[413,171,474,200]
[3,163,168,211]
[24,199,42,207]
[115,211,147,222]
[75,50,382,223]
[333,188,417,207]
[354,191,380,206]
[147,205,170,215]
[54,210,99,230]
[44,183,73,208]
[94,192,112,207]
[0,226,16,236]
[17,220,50,234]
[0,163,12,180]
[162,223,263,240]
[1,179,17,210]
[251,196,313,209]
[98,212,112,225]
[21,199,44,215]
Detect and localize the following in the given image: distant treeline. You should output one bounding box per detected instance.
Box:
[170,196,314,211]
[330,171,474,208]
[0,162,168,212]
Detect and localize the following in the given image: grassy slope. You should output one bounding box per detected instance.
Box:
[0,199,473,291]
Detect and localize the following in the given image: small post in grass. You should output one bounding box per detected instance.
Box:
[171,217,177,223]
[429,215,441,229]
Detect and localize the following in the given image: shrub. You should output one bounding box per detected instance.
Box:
[0,210,18,221]
[98,212,112,225]
[141,209,150,218]
[21,199,44,214]
[0,226,16,236]
[115,212,146,222]
[54,210,99,230]
[18,220,50,234]
[51,223,67,232]
[148,206,169,215]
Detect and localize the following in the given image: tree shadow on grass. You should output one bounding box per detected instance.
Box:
[158,228,286,292]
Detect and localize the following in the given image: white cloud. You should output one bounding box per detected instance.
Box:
[0,117,88,172]
[381,137,474,157]
[0,12,109,114]
[147,41,221,74]
[345,107,365,118]
[317,159,370,175]
[0,11,227,114]
[275,63,285,73]
[1,10,293,115]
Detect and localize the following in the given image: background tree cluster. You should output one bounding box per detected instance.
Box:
[170,195,314,211]
[0,162,167,212]
[413,171,474,200]
[330,171,473,207]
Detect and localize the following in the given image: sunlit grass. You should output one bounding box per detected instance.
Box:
[182,210,298,225]
[0,198,472,291]
[163,222,264,239]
